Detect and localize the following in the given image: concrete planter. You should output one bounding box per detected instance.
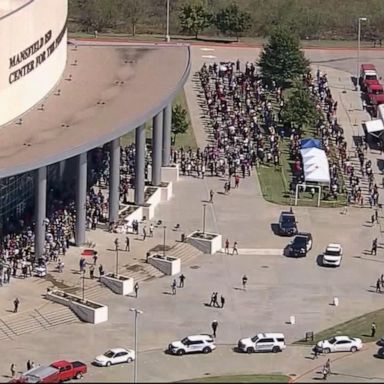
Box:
[161,164,180,182]
[148,254,181,275]
[142,186,161,220]
[160,182,173,202]
[187,231,223,254]
[100,273,134,295]
[45,289,108,324]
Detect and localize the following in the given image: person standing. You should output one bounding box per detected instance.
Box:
[242,275,248,290]
[371,238,378,255]
[149,223,154,237]
[224,238,230,254]
[125,236,130,252]
[209,189,214,203]
[376,279,381,293]
[92,253,98,265]
[232,241,239,255]
[235,175,240,188]
[26,360,31,371]
[142,226,147,241]
[13,297,20,313]
[371,322,376,337]
[98,264,104,277]
[322,365,329,380]
[10,363,15,378]
[134,282,139,298]
[211,320,218,338]
[220,295,225,308]
[179,274,185,288]
[89,264,95,279]
[325,358,331,374]
[209,292,215,307]
[171,279,177,295]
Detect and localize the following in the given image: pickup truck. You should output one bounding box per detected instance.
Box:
[359,63,379,92]
[50,360,87,381]
[10,360,87,383]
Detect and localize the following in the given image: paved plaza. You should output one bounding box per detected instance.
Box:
[1,44,384,382]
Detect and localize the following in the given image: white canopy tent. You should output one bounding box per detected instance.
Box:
[300,147,330,184]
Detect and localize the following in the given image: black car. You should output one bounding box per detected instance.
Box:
[278,211,298,236]
[288,232,313,257]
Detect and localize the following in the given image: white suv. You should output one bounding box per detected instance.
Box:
[322,243,343,267]
[237,333,286,353]
[168,334,216,355]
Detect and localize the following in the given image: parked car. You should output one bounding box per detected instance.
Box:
[93,348,135,367]
[237,333,286,353]
[316,336,363,353]
[377,336,384,346]
[168,334,216,355]
[322,243,343,267]
[375,347,384,359]
[10,360,87,383]
[278,211,298,236]
[287,232,313,257]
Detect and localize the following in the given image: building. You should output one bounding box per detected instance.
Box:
[0,0,190,256]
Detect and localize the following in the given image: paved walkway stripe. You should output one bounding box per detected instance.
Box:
[220,248,284,255]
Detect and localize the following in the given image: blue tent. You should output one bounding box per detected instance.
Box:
[300,138,322,149]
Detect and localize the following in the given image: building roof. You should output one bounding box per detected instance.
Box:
[0,42,190,178]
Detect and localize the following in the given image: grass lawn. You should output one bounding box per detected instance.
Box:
[256,90,346,208]
[178,374,290,383]
[120,89,197,149]
[294,307,384,345]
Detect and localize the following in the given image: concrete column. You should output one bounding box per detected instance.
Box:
[109,138,120,223]
[152,111,163,186]
[34,166,47,259]
[59,160,66,181]
[162,103,172,166]
[75,152,87,246]
[135,125,146,205]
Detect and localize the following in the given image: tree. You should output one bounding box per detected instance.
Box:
[76,0,120,32]
[215,3,251,41]
[257,27,310,88]
[179,3,211,39]
[280,82,320,133]
[171,104,189,144]
[119,0,147,36]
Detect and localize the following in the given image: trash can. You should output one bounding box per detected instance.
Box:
[181,233,185,242]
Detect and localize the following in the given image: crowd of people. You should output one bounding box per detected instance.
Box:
[185,60,348,202]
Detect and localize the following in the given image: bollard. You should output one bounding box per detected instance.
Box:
[333,297,339,306]
[290,315,296,325]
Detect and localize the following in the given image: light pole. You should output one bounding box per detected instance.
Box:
[202,204,206,235]
[81,270,86,301]
[163,225,166,257]
[357,17,367,91]
[114,238,119,276]
[130,308,143,384]
[165,0,170,42]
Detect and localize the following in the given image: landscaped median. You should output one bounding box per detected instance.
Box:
[177,374,290,383]
[294,307,384,345]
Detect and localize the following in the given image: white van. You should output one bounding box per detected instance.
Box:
[237,333,286,353]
